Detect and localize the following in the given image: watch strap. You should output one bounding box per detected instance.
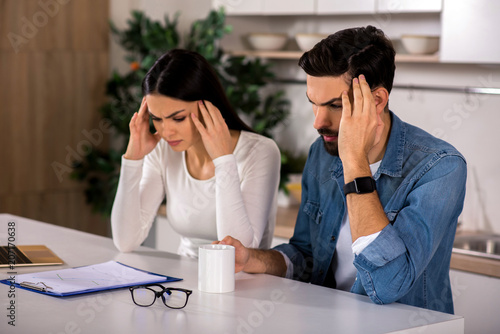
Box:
[343,177,376,195]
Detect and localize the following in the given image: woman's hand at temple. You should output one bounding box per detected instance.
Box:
[124,97,161,160]
[191,100,234,160]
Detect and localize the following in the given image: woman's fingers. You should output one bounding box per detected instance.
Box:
[197,100,214,130]
[199,100,228,133]
[204,100,225,125]
[191,112,208,136]
[139,98,150,122]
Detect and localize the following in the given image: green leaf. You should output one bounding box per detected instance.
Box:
[77,8,293,216]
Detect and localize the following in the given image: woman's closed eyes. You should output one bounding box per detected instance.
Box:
[149,111,186,123]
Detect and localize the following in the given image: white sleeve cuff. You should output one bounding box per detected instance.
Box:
[352,231,381,255]
[276,250,294,279]
[212,154,235,167]
[121,155,144,167]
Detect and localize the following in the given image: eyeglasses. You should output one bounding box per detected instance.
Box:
[129,284,192,309]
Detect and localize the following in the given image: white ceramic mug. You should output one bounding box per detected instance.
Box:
[198,244,235,293]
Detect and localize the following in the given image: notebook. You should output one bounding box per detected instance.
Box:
[0,245,64,268]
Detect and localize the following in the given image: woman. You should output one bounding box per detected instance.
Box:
[111,49,281,258]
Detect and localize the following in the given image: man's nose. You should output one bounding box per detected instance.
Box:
[313,106,332,130]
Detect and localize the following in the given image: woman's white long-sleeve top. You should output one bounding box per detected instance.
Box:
[111,131,281,258]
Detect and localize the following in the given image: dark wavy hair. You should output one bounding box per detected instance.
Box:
[299,26,396,93]
[142,49,253,132]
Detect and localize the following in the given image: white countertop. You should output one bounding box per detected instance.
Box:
[0,214,463,333]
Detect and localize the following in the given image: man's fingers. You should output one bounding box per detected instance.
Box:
[341,90,352,119]
[358,74,375,113]
[352,77,364,114]
[219,235,233,246]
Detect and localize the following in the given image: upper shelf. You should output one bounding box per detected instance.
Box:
[227,50,440,63]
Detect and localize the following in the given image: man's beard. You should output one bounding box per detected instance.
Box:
[318,128,339,156]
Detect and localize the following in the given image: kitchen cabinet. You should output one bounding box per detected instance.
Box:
[450,269,500,334]
[215,0,442,15]
[264,0,314,15]
[441,0,500,64]
[212,0,314,15]
[212,0,262,15]
[218,0,500,64]
[316,0,376,15]
[377,0,442,13]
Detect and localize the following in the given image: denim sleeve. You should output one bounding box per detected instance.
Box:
[273,205,315,282]
[352,154,467,304]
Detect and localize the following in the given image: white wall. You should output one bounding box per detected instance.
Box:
[110,0,500,234]
[389,63,500,233]
[109,0,211,75]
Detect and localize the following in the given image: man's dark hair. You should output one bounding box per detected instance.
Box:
[298,26,396,93]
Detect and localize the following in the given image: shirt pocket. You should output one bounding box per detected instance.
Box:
[303,201,323,225]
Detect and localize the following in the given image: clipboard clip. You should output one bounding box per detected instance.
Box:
[20,281,53,292]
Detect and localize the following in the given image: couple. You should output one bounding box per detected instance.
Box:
[111,26,467,315]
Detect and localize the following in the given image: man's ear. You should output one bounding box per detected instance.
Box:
[372,87,389,113]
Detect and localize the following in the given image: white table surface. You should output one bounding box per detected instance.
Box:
[0,214,463,334]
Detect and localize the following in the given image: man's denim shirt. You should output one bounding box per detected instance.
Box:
[274,112,467,314]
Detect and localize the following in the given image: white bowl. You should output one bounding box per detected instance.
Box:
[401,35,440,55]
[295,33,328,51]
[247,33,288,51]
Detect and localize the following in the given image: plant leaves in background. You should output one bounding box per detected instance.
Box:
[73,8,302,217]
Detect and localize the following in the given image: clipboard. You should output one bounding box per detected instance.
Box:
[0,261,182,297]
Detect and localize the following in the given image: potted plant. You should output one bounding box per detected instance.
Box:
[72,8,304,216]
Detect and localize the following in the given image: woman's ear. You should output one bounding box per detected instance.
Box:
[372,87,389,113]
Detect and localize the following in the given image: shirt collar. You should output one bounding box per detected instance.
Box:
[376,111,405,178]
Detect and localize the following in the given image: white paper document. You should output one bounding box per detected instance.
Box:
[11,261,177,295]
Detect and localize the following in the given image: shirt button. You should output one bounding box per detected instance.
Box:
[319,270,324,275]
[331,235,336,241]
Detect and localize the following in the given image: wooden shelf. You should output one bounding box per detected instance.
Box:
[228,50,304,59]
[274,205,299,239]
[395,53,440,63]
[227,50,440,63]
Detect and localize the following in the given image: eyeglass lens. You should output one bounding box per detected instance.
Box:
[163,289,188,308]
[132,287,156,306]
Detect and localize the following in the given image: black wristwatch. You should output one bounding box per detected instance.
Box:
[343,177,376,195]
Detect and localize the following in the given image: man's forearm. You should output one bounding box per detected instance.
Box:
[344,160,389,242]
[346,191,388,242]
[244,249,287,277]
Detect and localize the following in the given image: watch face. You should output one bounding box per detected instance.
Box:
[354,177,376,194]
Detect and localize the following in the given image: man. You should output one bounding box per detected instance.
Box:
[217,26,466,314]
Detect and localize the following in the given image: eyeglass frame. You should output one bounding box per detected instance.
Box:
[129,283,193,309]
